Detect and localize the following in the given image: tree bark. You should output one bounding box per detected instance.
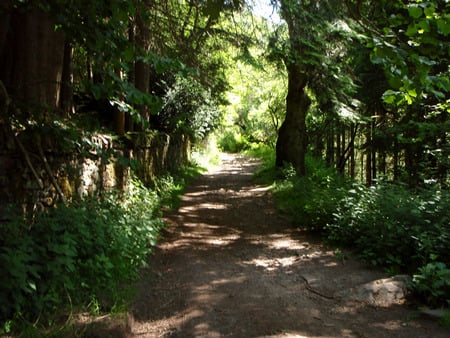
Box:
[326,126,334,166]
[60,42,74,116]
[275,64,309,176]
[350,124,356,178]
[134,0,151,125]
[0,6,65,112]
[0,2,12,56]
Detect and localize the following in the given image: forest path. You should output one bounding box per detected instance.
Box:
[127,153,447,338]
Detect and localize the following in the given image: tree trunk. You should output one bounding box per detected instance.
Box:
[0,2,12,56]
[60,42,74,116]
[0,6,65,112]
[336,124,341,166]
[275,64,309,176]
[126,20,136,132]
[365,125,372,185]
[134,0,151,125]
[436,110,448,187]
[326,126,334,166]
[350,124,356,178]
[371,119,377,182]
[393,138,400,181]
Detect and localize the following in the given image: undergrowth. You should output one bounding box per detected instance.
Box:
[0,163,203,336]
[255,151,450,309]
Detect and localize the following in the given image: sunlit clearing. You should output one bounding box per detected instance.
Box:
[180,202,229,212]
[191,134,221,170]
[266,236,306,250]
[244,256,300,271]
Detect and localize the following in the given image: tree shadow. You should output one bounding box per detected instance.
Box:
[128,154,447,338]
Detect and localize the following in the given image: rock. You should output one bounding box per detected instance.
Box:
[421,308,446,319]
[336,275,412,306]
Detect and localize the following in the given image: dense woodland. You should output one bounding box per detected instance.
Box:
[0,0,449,334]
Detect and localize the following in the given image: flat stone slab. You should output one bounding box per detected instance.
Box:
[336,275,412,306]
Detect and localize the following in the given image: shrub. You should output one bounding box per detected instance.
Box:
[326,181,450,305]
[328,182,449,270]
[273,155,347,230]
[154,75,221,141]
[0,178,163,332]
[217,128,249,153]
[268,154,450,306]
[413,261,450,307]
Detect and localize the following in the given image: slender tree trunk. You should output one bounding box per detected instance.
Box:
[337,124,358,176]
[126,20,136,132]
[366,150,372,185]
[350,124,355,178]
[86,53,93,83]
[360,146,365,182]
[365,125,372,185]
[336,124,341,166]
[60,42,73,116]
[371,120,377,182]
[134,0,151,127]
[437,111,448,187]
[326,126,334,166]
[393,138,399,181]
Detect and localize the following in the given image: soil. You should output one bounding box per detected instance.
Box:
[93,153,449,337]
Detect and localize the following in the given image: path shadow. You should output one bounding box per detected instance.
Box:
[128,154,448,338]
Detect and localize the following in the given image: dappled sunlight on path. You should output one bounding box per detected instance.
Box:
[128,153,448,338]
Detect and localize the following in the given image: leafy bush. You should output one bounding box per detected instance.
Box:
[413,261,450,307]
[154,75,221,141]
[217,128,249,153]
[153,164,205,210]
[268,154,450,307]
[326,181,450,305]
[0,178,163,332]
[328,182,450,270]
[273,155,347,230]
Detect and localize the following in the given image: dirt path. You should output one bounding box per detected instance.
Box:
[127,153,448,337]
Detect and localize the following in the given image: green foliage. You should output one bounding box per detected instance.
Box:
[155,75,221,141]
[327,182,450,272]
[269,152,450,306]
[191,135,222,170]
[324,180,450,305]
[273,155,347,230]
[368,0,450,106]
[217,127,250,153]
[330,183,414,268]
[440,308,450,329]
[153,165,205,210]
[0,178,163,332]
[245,142,276,162]
[217,9,287,151]
[413,261,450,307]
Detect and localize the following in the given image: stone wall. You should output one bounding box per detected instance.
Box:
[0,125,190,218]
[131,132,191,184]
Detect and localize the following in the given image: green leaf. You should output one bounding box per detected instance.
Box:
[406,24,418,37]
[436,18,450,36]
[408,88,418,98]
[203,0,222,21]
[382,90,399,104]
[416,19,431,33]
[423,4,435,18]
[28,281,37,292]
[430,89,445,100]
[405,93,413,105]
[408,6,423,19]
